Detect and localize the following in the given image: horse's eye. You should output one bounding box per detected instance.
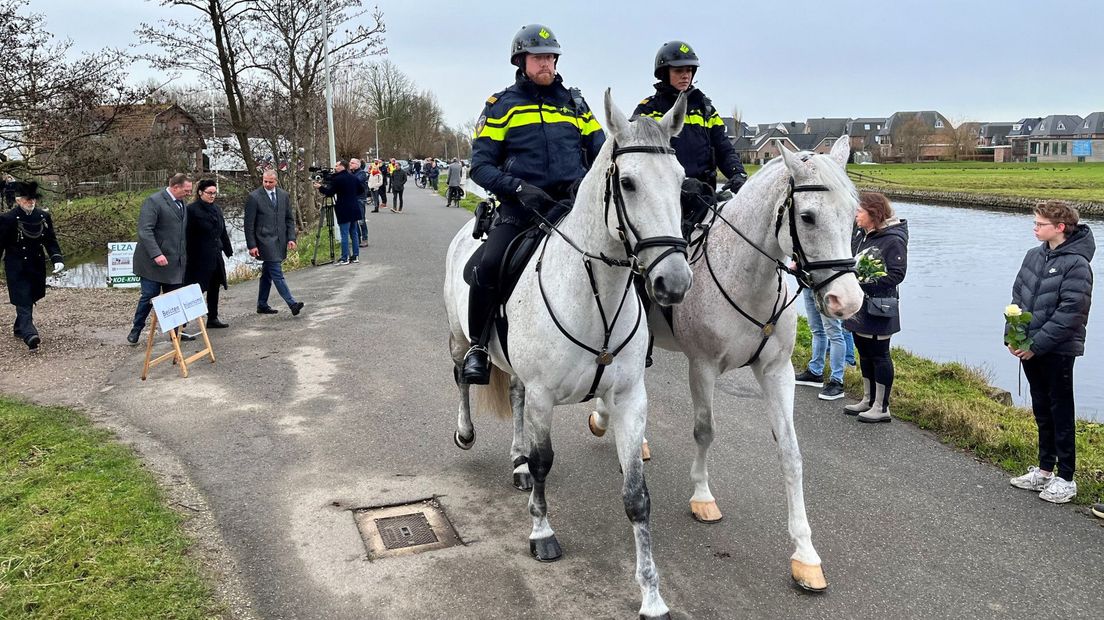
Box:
[800,212,816,224]
[620,177,636,191]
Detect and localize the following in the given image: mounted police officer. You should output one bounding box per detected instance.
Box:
[462,23,606,384]
[0,181,64,351]
[634,40,747,229]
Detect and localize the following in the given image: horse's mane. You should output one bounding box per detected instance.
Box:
[762,151,858,205]
[625,115,670,147]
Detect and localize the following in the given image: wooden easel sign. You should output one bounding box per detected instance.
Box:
[140,284,216,380]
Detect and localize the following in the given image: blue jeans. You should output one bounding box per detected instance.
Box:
[843,329,856,366]
[338,221,360,261]
[803,288,845,383]
[356,199,368,240]
[258,261,296,309]
[132,277,180,330]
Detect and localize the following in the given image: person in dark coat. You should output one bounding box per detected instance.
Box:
[842,192,908,423]
[390,165,408,213]
[245,170,303,315]
[184,179,233,328]
[128,173,192,344]
[0,181,63,351]
[1007,200,1095,504]
[315,160,362,265]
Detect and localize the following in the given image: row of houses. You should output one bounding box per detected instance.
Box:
[723,111,1104,164]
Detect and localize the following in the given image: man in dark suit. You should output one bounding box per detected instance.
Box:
[244,170,304,316]
[0,181,64,351]
[128,173,192,344]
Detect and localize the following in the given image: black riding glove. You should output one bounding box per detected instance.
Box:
[721,173,748,194]
[515,181,553,215]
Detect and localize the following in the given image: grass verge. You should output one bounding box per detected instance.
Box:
[434,181,481,213]
[0,396,220,617]
[845,161,1104,203]
[792,317,1104,504]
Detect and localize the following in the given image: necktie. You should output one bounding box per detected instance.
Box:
[175,199,184,212]
[269,191,276,205]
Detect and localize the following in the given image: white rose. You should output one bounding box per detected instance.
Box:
[1004,304,1022,317]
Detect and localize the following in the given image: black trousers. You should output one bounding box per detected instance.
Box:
[468,221,527,344]
[13,304,36,340]
[204,273,223,321]
[392,188,404,211]
[853,333,894,406]
[1022,353,1077,480]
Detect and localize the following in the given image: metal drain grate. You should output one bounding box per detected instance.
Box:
[353,497,462,560]
[376,513,438,549]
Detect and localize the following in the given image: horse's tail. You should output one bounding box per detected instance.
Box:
[472,365,512,420]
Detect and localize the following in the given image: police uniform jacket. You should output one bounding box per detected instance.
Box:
[471,72,605,223]
[633,82,745,185]
[0,206,63,306]
[133,188,188,284]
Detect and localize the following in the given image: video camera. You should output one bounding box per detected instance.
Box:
[309,166,335,188]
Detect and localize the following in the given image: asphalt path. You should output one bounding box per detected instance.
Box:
[96,185,1103,619]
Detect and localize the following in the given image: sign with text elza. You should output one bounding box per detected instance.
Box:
[107,241,140,288]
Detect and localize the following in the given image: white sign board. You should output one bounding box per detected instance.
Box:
[107,241,140,288]
[177,283,209,321]
[151,291,187,333]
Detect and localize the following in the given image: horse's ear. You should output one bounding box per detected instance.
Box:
[659,92,686,138]
[603,88,629,141]
[778,140,802,175]
[830,135,851,167]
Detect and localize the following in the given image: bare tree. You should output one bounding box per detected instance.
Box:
[894,116,932,163]
[949,119,979,161]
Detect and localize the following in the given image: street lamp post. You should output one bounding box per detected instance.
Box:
[374,117,390,160]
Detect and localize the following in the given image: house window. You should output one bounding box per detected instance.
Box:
[1043,143,1050,156]
[1013,124,1022,131]
[1061,142,1068,155]
[1030,142,1039,154]
[864,123,870,130]
[1057,122,1065,131]
[934,120,944,129]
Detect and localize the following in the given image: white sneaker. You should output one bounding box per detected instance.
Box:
[1009,466,1053,492]
[1039,477,1076,504]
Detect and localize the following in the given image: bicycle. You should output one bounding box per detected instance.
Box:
[446,185,463,208]
[416,174,428,189]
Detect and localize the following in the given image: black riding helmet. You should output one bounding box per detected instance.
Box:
[510,24,563,67]
[654,40,700,80]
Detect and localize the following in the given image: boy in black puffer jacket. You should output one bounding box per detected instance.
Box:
[1008,200,1095,504]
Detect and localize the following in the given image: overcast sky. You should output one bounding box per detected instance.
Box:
[35,0,1103,130]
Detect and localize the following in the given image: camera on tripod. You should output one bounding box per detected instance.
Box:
[309,166,335,192]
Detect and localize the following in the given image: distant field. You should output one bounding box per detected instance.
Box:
[844,162,1104,203]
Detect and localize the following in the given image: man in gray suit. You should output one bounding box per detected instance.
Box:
[127,173,192,344]
[245,170,303,316]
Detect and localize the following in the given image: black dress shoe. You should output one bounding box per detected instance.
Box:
[207,319,229,328]
[461,346,491,384]
[127,327,141,345]
[257,306,278,314]
[290,301,304,316]
[25,334,40,350]
[178,331,196,342]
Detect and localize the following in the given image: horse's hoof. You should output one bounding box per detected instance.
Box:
[639,614,672,620]
[588,412,606,437]
[529,535,562,562]
[641,439,651,462]
[791,559,828,592]
[690,500,723,523]
[453,429,475,450]
[512,471,533,491]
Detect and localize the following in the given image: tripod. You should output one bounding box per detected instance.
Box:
[311,195,337,266]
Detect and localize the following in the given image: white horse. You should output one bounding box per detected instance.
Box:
[444,91,693,619]
[590,137,864,592]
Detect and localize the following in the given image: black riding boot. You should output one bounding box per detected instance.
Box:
[462,285,497,384]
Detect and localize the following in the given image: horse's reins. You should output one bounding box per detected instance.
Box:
[532,142,686,401]
[698,174,857,367]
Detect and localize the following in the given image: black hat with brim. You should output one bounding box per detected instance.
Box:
[13,181,42,199]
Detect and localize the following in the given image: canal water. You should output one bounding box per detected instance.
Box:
[796,201,1102,423]
[44,200,1102,421]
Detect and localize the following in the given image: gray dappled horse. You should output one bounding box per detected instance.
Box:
[591,137,864,592]
[444,91,692,619]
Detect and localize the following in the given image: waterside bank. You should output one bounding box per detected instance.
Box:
[856,185,1104,215]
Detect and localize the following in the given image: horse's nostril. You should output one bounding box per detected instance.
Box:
[653,276,666,293]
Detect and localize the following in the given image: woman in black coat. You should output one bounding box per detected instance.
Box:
[842,192,909,423]
[184,179,233,327]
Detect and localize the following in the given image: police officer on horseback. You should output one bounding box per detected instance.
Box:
[462,23,606,384]
[635,40,747,228]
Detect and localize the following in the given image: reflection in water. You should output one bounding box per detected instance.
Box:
[47,216,261,289]
[796,201,1102,422]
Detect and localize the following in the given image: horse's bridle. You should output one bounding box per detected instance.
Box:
[695,170,857,367]
[531,141,687,402]
[603,144,688,276]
